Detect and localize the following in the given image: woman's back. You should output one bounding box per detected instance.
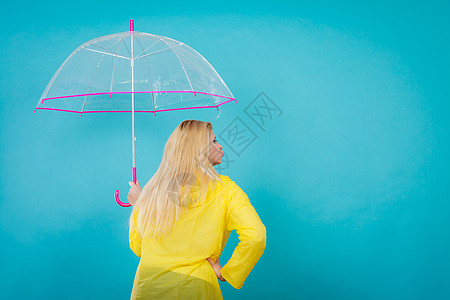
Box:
[129,174,266,299]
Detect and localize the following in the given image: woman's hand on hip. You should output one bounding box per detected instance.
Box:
[207,257,226,282]
[127,181,142,206]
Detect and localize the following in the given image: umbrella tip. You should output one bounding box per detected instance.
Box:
[130,19,134,32]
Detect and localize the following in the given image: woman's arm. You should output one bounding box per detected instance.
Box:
[220,184,267,289]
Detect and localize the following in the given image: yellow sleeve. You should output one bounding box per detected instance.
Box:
[220,183,267,289]
[129,207,142,258]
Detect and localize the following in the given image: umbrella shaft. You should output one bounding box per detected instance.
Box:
[131,32,135,169]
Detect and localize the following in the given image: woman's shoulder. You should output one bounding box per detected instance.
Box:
[219,174,234,187]
[218,174,246,195]
[219,174,231,183]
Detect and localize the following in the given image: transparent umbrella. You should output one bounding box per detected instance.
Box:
[35,20,237,206]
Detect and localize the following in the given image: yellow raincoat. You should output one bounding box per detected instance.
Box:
[129,174,266,299]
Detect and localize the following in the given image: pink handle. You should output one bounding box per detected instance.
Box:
[115,167,137,207]
[130,19,134,32]
[115,189,131,207]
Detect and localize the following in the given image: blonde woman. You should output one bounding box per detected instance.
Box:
[127,119,266,299]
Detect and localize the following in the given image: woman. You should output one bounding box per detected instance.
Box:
[127,120,266,299]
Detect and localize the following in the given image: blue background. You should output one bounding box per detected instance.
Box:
[1,1,449,299]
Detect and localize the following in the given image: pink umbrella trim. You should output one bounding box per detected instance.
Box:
[34,98,237,116]
[40,90,235,104]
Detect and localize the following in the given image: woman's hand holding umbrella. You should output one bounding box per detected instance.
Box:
[127,181,141,206]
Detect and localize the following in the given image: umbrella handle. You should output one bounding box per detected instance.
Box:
[115,167,137,207]
[115,190,131,207]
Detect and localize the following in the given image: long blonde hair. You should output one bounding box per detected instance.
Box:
[129,120,223,240]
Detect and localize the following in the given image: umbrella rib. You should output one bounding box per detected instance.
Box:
[157,37,194,92]
[81,53,107,114]
[134,35,157,112]
[177,42,236,102]
[134,47,178,60]
[90,43,124,55]
[110,33,128,95]
[122,38,132,57]
[86,48,130,60]
[135,39,161,59]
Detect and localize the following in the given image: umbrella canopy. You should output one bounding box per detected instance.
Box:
[35,20,237,206]
[35,21,236,115]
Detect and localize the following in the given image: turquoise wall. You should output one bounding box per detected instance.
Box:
[1,1,449,299]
